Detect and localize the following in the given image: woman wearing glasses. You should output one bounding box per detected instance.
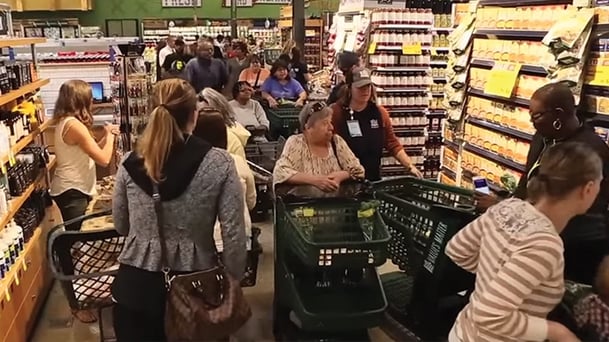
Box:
[273,102,365,192]
[475,82,609,285]
[330,67,424,181]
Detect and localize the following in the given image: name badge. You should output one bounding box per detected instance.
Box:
[347,120,363,137]
[370,119,379,129]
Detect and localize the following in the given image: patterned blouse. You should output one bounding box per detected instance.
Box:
[273,134,365,186]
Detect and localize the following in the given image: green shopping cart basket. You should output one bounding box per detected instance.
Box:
[374,177,476,274]
[265,105,301,139]
[276,198,391,268]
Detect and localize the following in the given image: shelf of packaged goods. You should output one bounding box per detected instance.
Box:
[441,166,457,180]
[433,77,447,82]
[430,61,448,66]
[377,88,430,93]
[0,169,48,232]
[0,226,42,302]
[0,79,50,107]
[374,24,432,30]
[467,117,533,141]
[373,66,430,72]
[393,125,427,134]
[40,62,111,67]
[469,87,530,107]
[461,169,504,193]
[0,38,46,49]
[431,47,450,53]
[478,0,571,6]
[432,27,454,32]
[0,120,52,167]
[470,58,547,75]
[473,29,547,40]
[385,107,429,114]
[464,143,526,173]
[443,139,460,151]
[375,45,432,51]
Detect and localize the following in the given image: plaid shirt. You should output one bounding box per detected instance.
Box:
[574,294,609,341]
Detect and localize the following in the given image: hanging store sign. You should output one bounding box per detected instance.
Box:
[484,62,521,99]
[161,0,202,7]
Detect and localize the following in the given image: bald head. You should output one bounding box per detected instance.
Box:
[531,82,575,115]
[196,40,214,60]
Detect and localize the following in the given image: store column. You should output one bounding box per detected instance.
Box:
[292,0,305,50]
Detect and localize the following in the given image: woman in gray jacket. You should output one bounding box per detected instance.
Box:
[111,78,247,342]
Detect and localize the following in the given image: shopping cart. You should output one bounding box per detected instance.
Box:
[264,104,301,139]
[245,137,285,222]
[48,212,263,341]
[273,183,389,341]
[373,177,477,340]
[47,210,121,342]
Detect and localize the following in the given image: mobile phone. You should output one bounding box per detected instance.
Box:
[473,176,490,195]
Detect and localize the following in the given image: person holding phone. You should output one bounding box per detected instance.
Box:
[474,82,609,285]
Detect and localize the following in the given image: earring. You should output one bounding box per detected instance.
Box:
[553,119,562,131]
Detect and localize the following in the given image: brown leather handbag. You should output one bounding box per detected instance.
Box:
[151,183,252,341]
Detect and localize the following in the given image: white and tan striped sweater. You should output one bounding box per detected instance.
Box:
[446,198,565,342]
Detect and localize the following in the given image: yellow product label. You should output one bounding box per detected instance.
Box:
[402,42,422,55]
[484,62,521,99]
[302,208,315,217]
[588,58,609,87]
[357,208,375,218]
[367,42,377,55]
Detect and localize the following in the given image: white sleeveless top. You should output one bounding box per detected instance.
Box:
[50,117,97,197]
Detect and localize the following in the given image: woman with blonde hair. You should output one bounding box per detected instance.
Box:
[51,79,119,323]
[199,87,250,158]
[111,78,247,341]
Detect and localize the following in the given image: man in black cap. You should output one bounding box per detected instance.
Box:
[327,51,360,105]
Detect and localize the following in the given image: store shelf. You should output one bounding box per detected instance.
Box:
[433,77,447,82]
[375,24,432,30]
[430,61,448,66]
[468,117,533,141]
[470,58,547,75]
[0,169,48,233]
[432,27,454,32]
[0,38,46,48]
[444,139,460,151]
[0,120,52,167]
[473,29,547,40]
[441,166,457,180]
[431,47,450,53]
[469,87,530,107]
[377,88,429,93]
[393,126,427,133]
[478,0,571,5]
[373,66,430,72]
[0,226,41,296]
[376,45,432,51]
[464,143,526,172]
[0,79,50,107]
[386,107,429,114]
[41,62,110,67]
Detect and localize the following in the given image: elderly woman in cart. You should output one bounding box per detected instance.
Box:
[273,101,365,192]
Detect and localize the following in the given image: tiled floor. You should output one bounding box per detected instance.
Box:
[31,221,397,342]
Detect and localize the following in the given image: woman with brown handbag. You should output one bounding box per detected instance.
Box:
[111,78,250,341]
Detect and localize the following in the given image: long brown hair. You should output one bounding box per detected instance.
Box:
[53,80,93,127]
[193,109,228,150]
[136,78,197,183]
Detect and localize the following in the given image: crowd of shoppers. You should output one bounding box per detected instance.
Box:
[47,34,609,341]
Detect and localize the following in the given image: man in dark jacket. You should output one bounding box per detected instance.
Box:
[185,40,228,93]
[327,51,360,105]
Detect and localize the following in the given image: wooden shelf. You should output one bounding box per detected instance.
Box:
[0,79,50,107]
[0,119,52,166]
[0,38,46,49]
[0,170,46,231]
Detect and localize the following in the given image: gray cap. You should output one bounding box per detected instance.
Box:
[350,67,373,88]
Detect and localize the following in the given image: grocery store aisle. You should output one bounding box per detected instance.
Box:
[30,221,395,342]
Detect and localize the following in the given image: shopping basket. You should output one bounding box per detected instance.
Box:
[276,197,390,268]
[264,104,301,139]
[47,210,121,342]
[245,138,285,222]
[374,177,476,274]
[245,137,286,173]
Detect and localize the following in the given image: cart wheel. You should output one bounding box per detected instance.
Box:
[273,297,291,341]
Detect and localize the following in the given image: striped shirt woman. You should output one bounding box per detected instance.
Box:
[446,198,564,341]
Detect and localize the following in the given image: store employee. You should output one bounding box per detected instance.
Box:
[330,67,423,181]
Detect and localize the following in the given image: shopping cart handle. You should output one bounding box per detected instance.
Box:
[275,180,370,203]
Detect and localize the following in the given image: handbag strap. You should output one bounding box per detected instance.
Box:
[151,182,172,287]
[330,135,343,170]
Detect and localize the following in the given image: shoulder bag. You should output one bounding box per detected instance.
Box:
[151,183,252,341]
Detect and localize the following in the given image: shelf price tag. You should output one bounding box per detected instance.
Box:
[4,288,9,302]
[367,42,377,55]
[484,62,521,99]
[402,42,422,55]
[588,58,609,87]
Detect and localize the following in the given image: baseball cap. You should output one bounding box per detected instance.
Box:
[337,51,359,70]
[349,67,373,88]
